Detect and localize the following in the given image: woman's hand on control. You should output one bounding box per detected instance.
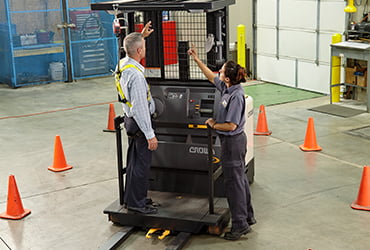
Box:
[205,118,216,129]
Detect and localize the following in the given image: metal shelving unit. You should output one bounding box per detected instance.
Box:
[0,0,116,88]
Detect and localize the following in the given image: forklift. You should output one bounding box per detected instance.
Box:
[91,0,254,248]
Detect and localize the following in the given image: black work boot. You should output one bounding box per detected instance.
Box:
[223,225,251,241]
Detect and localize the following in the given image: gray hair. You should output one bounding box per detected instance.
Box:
[123,32,144,56]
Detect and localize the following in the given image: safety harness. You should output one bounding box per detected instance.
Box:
[115,64,151,107]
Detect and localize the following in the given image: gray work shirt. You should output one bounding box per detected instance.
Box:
[214,77,245,136]
[119,57,156,139]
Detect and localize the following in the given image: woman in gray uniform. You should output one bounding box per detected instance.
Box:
[188,45,256,241]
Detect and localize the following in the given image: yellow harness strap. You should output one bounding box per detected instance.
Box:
[115,64,151,108]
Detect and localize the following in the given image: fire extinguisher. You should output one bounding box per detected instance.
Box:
[113,18,120,35]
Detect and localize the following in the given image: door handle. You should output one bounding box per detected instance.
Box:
[57,23,76,29]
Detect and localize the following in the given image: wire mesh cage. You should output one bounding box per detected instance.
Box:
[90,0,233,84]
[130,11,208,81]
[165,11,207,81]
[123,9,228,83]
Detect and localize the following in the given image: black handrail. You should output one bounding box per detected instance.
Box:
[207,125,215,214]
[115,116,126,205]
[115,116,220,213]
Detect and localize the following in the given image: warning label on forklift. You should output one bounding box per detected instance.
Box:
[145,67,161,78]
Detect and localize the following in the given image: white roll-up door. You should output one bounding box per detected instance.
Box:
[255,0,346,94]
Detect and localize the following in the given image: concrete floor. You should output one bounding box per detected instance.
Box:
[0,78,370,250]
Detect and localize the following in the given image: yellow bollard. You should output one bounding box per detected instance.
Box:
[237,24,246,68]
[331,33,342,103]
[344,0,357,13]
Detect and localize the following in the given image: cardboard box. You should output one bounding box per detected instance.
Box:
[356,70,367,87]
[345,67,356,84]
[345,67,367,87]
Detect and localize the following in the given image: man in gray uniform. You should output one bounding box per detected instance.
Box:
[117,22,158,214]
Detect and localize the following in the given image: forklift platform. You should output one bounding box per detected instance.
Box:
[104,191,230,234]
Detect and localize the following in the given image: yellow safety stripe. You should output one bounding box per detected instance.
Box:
[115,64,151,108]
[213,156,220,163]
[145,228,161,239]
[158,230,171,240]
[188,124,208,129]
[121,64,142,73]
[145,228,171,240]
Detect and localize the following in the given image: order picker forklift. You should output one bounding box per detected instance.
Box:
[91,0,254,248]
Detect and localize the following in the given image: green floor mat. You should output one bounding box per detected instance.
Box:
[243,82,324,108]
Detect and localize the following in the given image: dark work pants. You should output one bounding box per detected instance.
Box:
[123,133,152,208]
[220,132,254,230]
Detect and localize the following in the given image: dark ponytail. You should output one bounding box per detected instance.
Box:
[224,60,246,85]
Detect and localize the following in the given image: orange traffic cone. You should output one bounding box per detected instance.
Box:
[299,117,322,151]
[103,103,116,132]
[254,105,272,135]
[0,175,31,220]
[48,135,73,172]
[351,166,370,211]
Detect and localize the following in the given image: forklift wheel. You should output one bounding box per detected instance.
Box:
[208,217,229,236]
[208,225,224,235]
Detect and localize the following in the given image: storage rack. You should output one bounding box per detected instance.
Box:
[70,10,110,77]
[0,0,116,88]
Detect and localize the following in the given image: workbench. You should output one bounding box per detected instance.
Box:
[330,41,370,112]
